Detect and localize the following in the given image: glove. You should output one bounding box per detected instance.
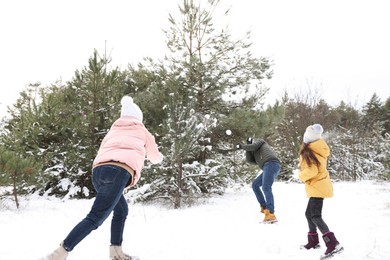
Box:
[236,143,242,149]
[246,137,253,144]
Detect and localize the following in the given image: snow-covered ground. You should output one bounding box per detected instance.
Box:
[1,181,389,260]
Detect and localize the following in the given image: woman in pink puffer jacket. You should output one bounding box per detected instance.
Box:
[44,96,163,260]
[93,100,163,187]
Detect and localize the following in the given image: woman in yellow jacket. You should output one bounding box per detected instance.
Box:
[298,124,343,260]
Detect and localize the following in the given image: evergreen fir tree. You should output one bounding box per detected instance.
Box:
[125,0,274,206]
[0,147,40,209]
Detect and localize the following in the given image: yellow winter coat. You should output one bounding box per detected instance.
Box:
[298,139,333,198]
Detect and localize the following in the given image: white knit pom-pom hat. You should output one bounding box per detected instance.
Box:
[303,124,323,143]
[120,96,143,121]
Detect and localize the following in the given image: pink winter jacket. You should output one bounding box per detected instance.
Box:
[93,116,163,187]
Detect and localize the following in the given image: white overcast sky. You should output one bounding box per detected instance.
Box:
[1,0,389,118]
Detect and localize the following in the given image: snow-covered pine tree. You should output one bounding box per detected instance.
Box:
[327,126,387,180]
[0,147,40,209]
[1,51,126,199]
[130,83,227,208]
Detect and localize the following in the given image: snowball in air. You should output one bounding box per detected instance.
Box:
[226,130,232,135]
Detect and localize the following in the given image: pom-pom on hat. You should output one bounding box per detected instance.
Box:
[120,96,143,121]
[303,124,323,143]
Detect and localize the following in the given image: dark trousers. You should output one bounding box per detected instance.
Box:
[305,197,330,234]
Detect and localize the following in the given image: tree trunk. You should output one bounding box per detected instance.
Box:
[198,149,206,164]
[175,159,183,209]
[12,172,19,209]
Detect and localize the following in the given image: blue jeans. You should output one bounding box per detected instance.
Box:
[63,165,131,251]
[252,160,280,213]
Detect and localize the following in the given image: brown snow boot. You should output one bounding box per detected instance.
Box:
[300,232,320,250]
[45,242,68,260]
[263,209,278,223]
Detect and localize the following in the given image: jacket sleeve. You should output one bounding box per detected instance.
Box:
[299,162,319,182]
[241,139,265,152]
[145,131,163,164]
[245,151,257,165]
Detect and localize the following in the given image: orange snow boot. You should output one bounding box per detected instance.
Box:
[263,209,278,224]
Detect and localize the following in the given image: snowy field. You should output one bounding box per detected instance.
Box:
[1,181,389,260]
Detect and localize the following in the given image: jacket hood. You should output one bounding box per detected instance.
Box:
[308,139,330,158]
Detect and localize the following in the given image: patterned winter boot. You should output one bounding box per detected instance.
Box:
[110,245,140,260]
[263,209,278,224]
[320,232,344,259]
[300,232,320,250]
[43,242,68,260]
